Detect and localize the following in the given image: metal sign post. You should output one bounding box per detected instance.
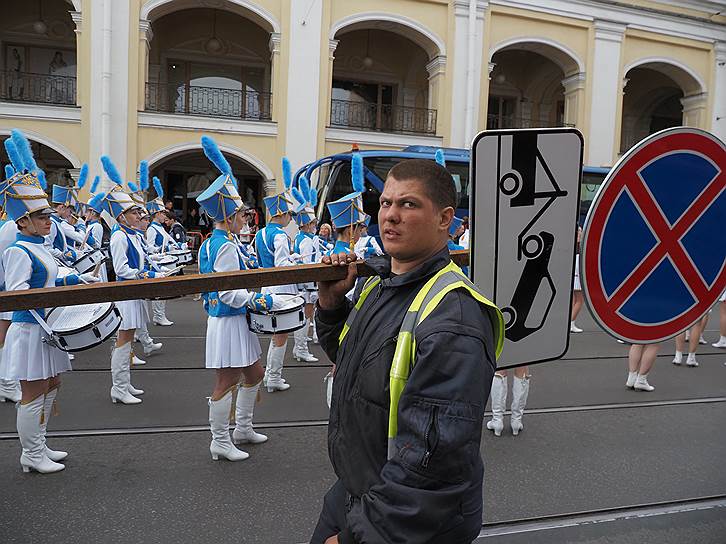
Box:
[581,127,726,344]
[470,128,584,368]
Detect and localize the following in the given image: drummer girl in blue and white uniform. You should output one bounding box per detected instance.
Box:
[83,176,108,282]
[254,157,299,392]
[326,152,367,257]
[291,176,320,362]
[198,135,274,461]
[95,155,161,405]
[0,132,99,474]
[145,177,178,327]
[353,214,383,259]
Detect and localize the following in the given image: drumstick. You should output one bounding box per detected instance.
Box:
[91,261,103,278]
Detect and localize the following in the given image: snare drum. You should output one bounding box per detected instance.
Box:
[45,302,121,352]
[247,294,306,334]
[71,248,107,274]
[168,249,193,265]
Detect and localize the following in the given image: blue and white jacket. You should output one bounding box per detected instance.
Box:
[110,224,158,281]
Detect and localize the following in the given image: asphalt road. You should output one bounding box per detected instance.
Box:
[1,297,724,543]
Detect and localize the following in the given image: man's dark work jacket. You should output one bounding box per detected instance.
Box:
[316,247,497,544]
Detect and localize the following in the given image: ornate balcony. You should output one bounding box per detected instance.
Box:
[330,99,437,135]
[145,82,272,121]
[486,114,574,130]
[0,70,77,106]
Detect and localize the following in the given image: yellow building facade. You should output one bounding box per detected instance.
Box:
[0,0,724,215]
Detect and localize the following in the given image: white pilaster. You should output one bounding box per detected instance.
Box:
[284,1,324,176]
[681,92,708,128]
[89,0,131,188]
[450,0,487,148]
[712,42,726,141]
[562,72,586,127]
[587,20,626,167]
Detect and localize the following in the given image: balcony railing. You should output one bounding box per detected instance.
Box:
[145,82,272,121]
[330,99,437,135]
[486,114,573,130]
[0,70,77,106]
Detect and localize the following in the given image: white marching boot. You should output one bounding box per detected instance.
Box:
[41,388,68,462]
[232,382,268,445]
[265,343,290,392]
[486,374,507,437]
[510,375,530,436]
[136,325,162,356]
[110,343,142,405]
[209,389,249,461]
[570,321,583,333]
[633,373,655,391]
[0,378,21,403]
[293,324,318,362]
[625,371,638,389]
[17,394,65,474]
[152,300,173,326]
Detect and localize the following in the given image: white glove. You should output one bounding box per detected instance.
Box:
[288,253,301,263]
[79,273,101,283]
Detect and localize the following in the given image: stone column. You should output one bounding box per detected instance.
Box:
[450,0,487,147]
[681,93,708,128]
[426,55,447,134]
[264,178,278,197]
[268,32,281,119]
[70,11,83,106]
[324,39,339,126]
[561,72,585,128]
[711,42,726,141]
[138,19,153,110]
[587,20,626,166]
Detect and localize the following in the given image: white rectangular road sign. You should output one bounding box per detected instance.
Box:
[470,129,583,367]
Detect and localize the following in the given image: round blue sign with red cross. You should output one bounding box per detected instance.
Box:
[581,127,726,343]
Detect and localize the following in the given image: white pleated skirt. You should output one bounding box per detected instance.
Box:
[0,322,71,380]
[263,283,299,297]
[205,314,262,369]
[117,299,149,331]
[573,255,582,291]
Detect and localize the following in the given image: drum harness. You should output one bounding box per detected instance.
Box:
[337,261,504,459]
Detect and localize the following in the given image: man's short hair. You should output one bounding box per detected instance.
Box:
[387,159,457,210]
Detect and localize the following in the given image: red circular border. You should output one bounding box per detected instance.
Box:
[583,130,726,343]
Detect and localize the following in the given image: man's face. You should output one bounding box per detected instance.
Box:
[379,177,452,261]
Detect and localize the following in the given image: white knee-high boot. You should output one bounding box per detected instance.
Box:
[311,317,318,343]
[510,375,531,436]
[17,394,64,473]
[209,388,248,461]
[486,374,507,437]
[152,300,173,326]
[110,342,142,404]
[265,342,290,392]
[293,322,318,362]
[135,322,162,356]
[232,381,268,445]
[41,387,67,462]
[0,345,21,403]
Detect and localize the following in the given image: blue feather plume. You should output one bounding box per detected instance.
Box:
[11,130,38,173]
[292,187,306,208]
[351,153,364,193]
[282,157,292,190]
[139,161,149,191]
[90,175,100,194]
[310,187,318,207]
[37,170,47,191]
[201,135,232,176]
[89,192,106,210]
[128,181,139,193]
[299,175,311,203]
[434,149,446,167]
[77,164,89,189]
[4,140,23,172]
[5,164,15,179]
[101,155,123,187]
[153,177,164,200]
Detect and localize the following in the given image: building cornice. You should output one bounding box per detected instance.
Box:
[138,112,278,137]
[0,103,82,124]
[325,127,443,148]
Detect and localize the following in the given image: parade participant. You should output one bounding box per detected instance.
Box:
[132,210,162,358]
[146,178,176,326]
[672,314,709,367]
[0,163,21,403]
[485,366,531,437]
[353,215,383,260]
[254,156,299,392]
[50,182,87,252]
[627,343,660,391]
[318,222,334,252]
[447,215,469,276]
[326,153,366,258]
[311,158,503,544]
[571,224,584,333]
[96,155,162,404]
[83,176,109,282]
[198,135,272,461]
[459,216,470,249]
[713,291,726,348]
[291,176,319,363]
[0,134,99,473]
